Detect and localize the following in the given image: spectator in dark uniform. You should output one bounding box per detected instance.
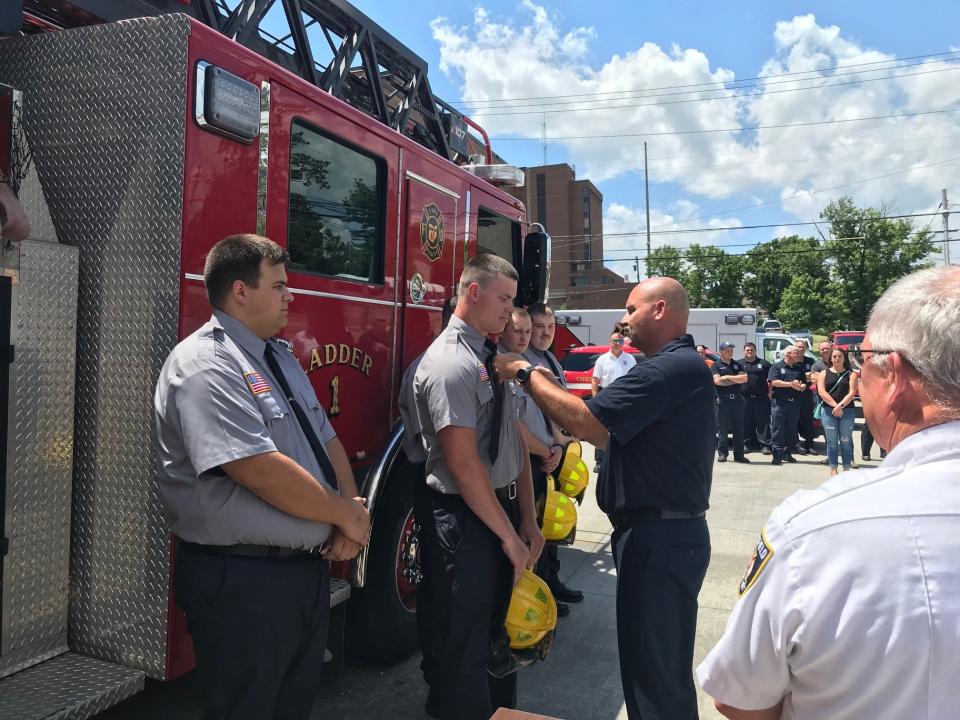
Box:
[768,345,806,465]
[496,276,715,719]
[739,342,772,455]
[712,342,750,463]
[794,339,817,455]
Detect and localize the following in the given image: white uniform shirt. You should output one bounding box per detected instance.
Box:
[591,350,635,390]
[696,420,960,719]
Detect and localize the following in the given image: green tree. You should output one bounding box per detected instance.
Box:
[821,197,937,328]
[742,235,826,319]
[683,244,744,308]
[646,245,686,283]
[776,274,842,333]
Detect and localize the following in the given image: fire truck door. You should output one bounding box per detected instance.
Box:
[398,174,460,374]
[266,84,401,472]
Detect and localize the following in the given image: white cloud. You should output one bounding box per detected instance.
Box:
[432,7,960,222]
[602,201,743,272]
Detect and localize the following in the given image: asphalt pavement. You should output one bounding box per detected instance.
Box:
[94,429,881,720]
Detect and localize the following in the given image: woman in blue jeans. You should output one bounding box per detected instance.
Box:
[817,349,858,475]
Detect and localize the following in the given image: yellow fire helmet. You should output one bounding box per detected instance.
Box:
[541,489,578,542]
[505,570,558,650]
[556,451,589,497]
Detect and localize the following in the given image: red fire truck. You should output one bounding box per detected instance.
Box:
[0,1,548,715]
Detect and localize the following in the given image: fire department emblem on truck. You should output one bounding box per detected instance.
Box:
[420,203,444,261]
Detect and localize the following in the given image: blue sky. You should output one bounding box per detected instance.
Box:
[351,1,960,276]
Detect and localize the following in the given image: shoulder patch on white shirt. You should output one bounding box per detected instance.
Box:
[738,528,774,597]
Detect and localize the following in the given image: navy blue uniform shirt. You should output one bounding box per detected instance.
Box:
[768,360,806,401]
[711,358,744,397]
[740,357,772,395]
[586,334,716,515]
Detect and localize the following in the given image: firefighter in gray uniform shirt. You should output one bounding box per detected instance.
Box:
[412,254,544,720]
[154,234,370,720]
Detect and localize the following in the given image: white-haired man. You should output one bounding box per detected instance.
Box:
[697,266,960,719]
[766,345,805,465]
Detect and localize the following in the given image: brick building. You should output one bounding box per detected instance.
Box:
[507,163,632,309]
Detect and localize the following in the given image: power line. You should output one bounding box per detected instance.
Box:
[492,107,960,141]
[547,211,960,241]
[454,50,960,106]
[471,65,960,117]
[553,233,953,268]
[642,155,960,231]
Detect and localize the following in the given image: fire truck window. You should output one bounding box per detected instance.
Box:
[287,119,385,284]
[477,207,520,268]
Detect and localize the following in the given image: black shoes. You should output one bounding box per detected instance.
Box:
[733,456,751,464]
[862,455,871,461]
[551,583,584,604]
[761,447,772,455]
[794,447,809,456]
[717,455,728,462]
[785,455,798,463]
[556,601,570,617]
[771,456,782,466]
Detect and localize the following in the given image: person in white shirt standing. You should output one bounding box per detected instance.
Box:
[590,327,637,472]
[697,265,960,720]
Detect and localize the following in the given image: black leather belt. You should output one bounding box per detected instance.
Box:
[718,393,739,400]
[179,540,323,559]
[746,393,764,398]
[608,507,706,528]
[495,481,518,502]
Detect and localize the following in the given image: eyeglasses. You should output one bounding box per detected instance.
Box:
[851,345,907,366]
[611,339,624,345]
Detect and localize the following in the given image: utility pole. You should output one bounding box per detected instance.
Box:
[634,256,641,283]
[943,188,951,266]
[644,141,651,278]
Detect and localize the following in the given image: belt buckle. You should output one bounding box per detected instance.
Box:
[307,545,323,558]
[508,481,517,500]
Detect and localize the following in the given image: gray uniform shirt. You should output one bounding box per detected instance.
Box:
[414,315,522,494]
[399,352,427,463]
[154,310,337,548]
[510,347,553,448]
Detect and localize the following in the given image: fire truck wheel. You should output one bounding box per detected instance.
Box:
[346,462,420,662]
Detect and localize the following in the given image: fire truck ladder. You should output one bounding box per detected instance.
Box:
[16,0,486,163]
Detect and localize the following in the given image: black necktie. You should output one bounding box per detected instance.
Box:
[483,339,504,464]
[264,343,339,491]
[543,351,563,383]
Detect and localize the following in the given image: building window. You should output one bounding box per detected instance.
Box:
[582,187,591,231]
[584,237,592,262]
[536,173,546,224]
[287,119,385,284]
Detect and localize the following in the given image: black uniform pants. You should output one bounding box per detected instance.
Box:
[771,397,800,457]
[716,395,745,458]
[797,391,816,449]
[612,517,710,720]
[742,393,771,449]
[414,485,519,720]
[531,460,561,587]
[174,544,330,720]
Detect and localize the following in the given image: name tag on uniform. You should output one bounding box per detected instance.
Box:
[780,368,785,376]
[245,371,272,396]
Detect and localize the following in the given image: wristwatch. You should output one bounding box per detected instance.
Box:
[515,365,536,385]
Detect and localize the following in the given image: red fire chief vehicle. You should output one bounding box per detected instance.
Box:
[0,1,549,716]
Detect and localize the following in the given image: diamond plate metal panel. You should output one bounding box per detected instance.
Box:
[0,16,189,679]
[0,241,78,679]
[0,652,144,720]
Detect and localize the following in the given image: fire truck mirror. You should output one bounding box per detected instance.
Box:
[519,229,550,308]
[195,62,260,143]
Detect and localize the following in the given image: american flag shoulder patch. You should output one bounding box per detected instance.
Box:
[244,371,271,396]
[478,362,490,382]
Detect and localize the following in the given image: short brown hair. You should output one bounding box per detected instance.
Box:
[457,253,519,296]
[528,303,555,320]
[204,234,289,309]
